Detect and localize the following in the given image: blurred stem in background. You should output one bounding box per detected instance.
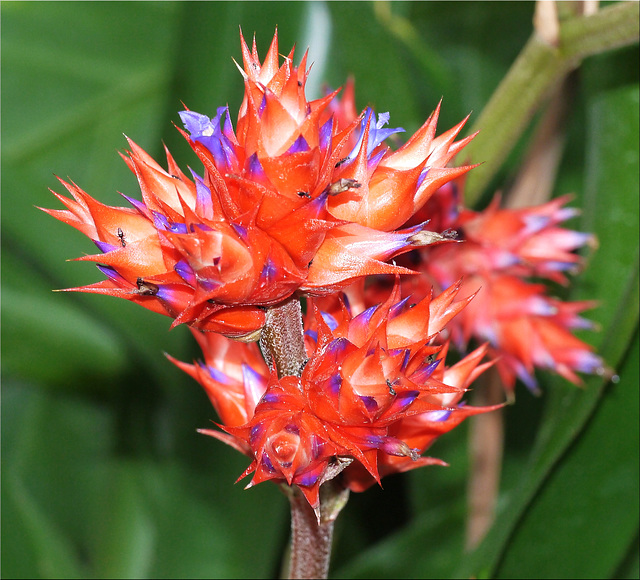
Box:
[376,0,639,203]
[462,0,639,203]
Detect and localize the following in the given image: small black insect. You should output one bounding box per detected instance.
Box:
[117,228,126,247]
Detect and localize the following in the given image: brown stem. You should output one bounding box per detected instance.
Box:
[285,481,350,579]
[466,369,505,550]
[260,295,308,378]
[259,298,349,577]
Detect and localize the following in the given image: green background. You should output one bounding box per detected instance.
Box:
[2,2,638,578]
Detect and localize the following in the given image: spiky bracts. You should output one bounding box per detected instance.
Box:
[390,182,604,393]
[173,283,497,512]
[42,30,473,339]
[45,28,605,518]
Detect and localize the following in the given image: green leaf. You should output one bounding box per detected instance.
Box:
[1,380,114,579]
[1,1,193,394]
[456,62,639,580]
[2,473,85,579]
[1,282,128,387]
[90,462,157,579]
[496,330,639,579]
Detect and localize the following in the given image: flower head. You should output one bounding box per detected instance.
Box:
[387,181,604,393]
[42,30,474,339]
[172,282,497,511]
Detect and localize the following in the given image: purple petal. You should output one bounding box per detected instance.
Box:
[320,311,339,331]
[319,118,333,152]
[346,108,404,161]
[94,240,117,253]
[96,264,124,282]
[423,409,452,422]
[207,365,232,385]
[260,452,276,473]
[411,358,441,383]
[360,396,378,412]
[287,135,310,153]
[174,260,196,286]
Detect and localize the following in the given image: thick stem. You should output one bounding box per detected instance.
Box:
[260,295,308,378]
[260,298,349,578]
[285,481,350,580]
[463,0,639,204]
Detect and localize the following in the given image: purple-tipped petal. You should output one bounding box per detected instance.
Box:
[287,134,310,153]
[174,260,196,286]
[94,240,117,253]
[423,409,452,422]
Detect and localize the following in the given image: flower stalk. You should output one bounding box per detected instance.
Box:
[260,297,349,579]
[461,0,639,202]
[260,296,308,379]
[285,481,350,579]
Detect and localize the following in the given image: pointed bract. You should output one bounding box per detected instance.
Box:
[44,31,474,339]
[172,283,497,508]
[389,182,604,393]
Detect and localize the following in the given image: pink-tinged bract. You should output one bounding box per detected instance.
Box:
[388,181,604,393]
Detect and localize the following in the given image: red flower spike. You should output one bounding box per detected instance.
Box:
[172,282,498,508]
[389,181,604,393]
[45,30,475,339]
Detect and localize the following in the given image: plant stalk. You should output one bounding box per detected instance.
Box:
[260,297,349,579]
[463,0,639,204]
[285,482,350,579]
[260,295,308,379]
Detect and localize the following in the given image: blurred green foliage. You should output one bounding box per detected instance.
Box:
[2,2,638,578]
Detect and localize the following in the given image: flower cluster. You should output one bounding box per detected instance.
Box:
[45,30,602,509]
[170,282,496,512]
[42,30,472,340]
[381,181,604,393]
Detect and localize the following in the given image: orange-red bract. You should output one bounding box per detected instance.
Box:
[385,181,604,393]
[42,30,474,339]
[173,282,498,512]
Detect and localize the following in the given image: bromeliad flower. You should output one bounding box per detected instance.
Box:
[386,181,604,393]
[171,282,498,512]
[42,30,474,339]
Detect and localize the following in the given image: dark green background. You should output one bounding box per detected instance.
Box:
[2,2,638,578]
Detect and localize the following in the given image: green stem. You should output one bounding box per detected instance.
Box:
[463,1,639,204]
